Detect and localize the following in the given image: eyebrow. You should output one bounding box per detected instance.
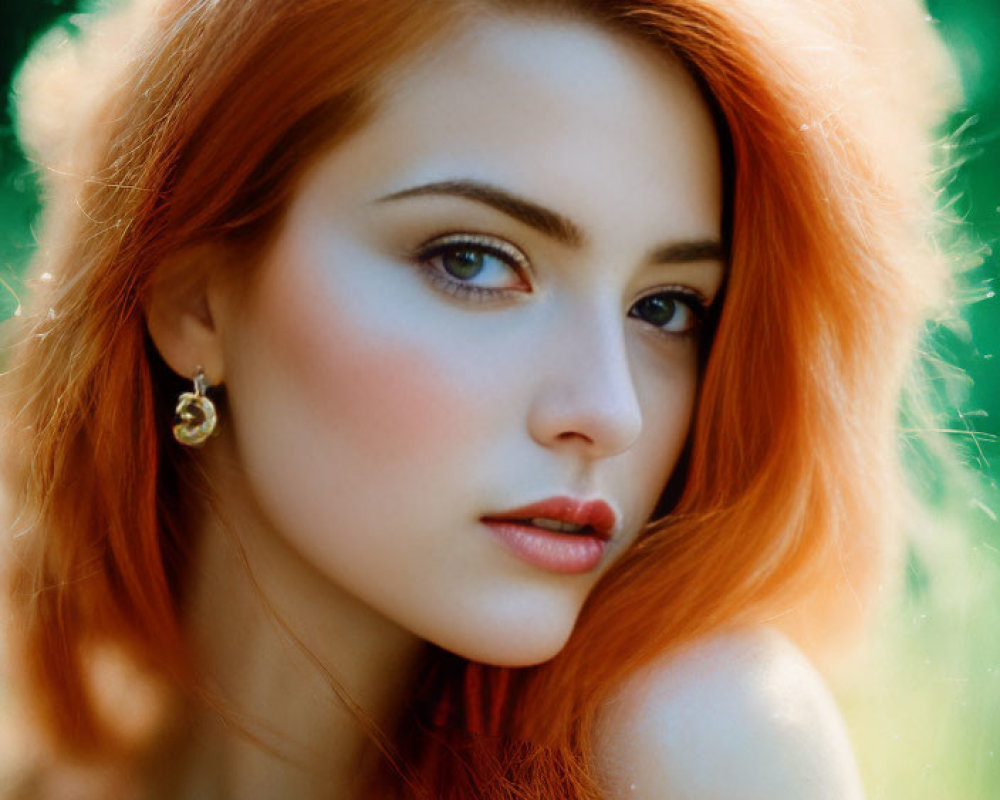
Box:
[377,180,584,246]
[376,178,724,264]
[649,239,726,264]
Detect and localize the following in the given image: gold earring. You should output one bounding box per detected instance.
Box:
[172,367,218,447]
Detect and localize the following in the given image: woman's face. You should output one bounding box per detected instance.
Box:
[212,14,724,665]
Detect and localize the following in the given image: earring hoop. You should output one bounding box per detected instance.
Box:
[172,367,218,447]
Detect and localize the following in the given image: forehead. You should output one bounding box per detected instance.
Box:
[306,13,722,241]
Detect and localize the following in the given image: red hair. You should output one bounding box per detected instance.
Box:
[1,0,955,796]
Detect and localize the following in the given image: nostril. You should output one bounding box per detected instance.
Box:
[556,430,595,445]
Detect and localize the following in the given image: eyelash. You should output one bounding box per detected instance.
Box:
[413,232,531,302]
[629,286,710,339]
[412,232,710,337]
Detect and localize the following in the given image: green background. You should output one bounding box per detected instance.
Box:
[926,0,1000,496]
[1,2,997,798]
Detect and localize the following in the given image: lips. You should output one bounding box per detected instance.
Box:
[481,496,617,540]
[479,496,618,574]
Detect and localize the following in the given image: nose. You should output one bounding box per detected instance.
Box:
[526,309,643,460]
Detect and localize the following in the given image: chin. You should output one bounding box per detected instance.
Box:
[421,599,580,667]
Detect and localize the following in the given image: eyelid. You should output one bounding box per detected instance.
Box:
[417,231,533,277]
[629,284,713,338]
[633,284,711,308]
[411,230,534,303]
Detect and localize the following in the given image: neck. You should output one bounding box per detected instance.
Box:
[147,439,425,800]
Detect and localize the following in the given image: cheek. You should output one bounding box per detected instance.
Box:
[218,242,505,607]
[239,253,471,467]
[627,343,699,514]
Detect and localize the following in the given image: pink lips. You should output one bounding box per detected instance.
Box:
[480,497,617,574]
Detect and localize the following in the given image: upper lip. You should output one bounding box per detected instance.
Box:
[481,496,618,540]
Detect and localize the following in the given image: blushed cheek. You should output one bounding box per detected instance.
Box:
[248,256,478,465]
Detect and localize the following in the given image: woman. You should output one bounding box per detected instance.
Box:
[0,0,956,797]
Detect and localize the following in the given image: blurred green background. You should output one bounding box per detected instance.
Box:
[926,0,1000,494]
[0,1,997,798]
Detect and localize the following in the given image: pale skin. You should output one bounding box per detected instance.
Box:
[144,12,864,800]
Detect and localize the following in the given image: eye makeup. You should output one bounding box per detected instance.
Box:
[412,232,532,302]
[408,228,714,340]
[628,285,711,339]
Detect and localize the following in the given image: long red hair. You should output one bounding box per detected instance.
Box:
[1,0,955,796]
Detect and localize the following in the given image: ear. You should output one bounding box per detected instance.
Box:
[143,244,227,385]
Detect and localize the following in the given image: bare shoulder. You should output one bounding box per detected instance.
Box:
[592,627,865,800]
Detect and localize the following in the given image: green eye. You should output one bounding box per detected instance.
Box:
[629,291,705,335]
[441,248,487,280]
[633,295,679,327]
[415,233,531,301]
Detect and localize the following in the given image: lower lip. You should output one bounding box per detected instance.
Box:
[481,521,608,574]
